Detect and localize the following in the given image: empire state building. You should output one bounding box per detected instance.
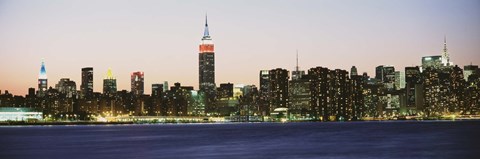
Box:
[199,15,216,112]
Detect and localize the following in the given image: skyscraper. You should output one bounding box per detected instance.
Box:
[441,36,451,66]
[405,66,421,115]
[268,68,289,114]
[131,71,144,95]
[81,67,93,99]
[199,15,216,113]
[103,68,117,95]
[38,60,47,97]
[350,66,358,77]
[394,71,405,90]
[259,70,270,115]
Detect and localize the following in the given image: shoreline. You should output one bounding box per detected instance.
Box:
[1,118,478,126]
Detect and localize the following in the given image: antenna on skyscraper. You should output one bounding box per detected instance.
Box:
[295,49,299,72]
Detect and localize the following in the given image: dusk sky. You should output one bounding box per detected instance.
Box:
[1,0,479,96]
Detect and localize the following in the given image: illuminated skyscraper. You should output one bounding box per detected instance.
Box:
[199,15,216,113]
[81,67,93,99]
[38,59,48,97]
[441,36,451,66]
[131,71,144,95]
[103,68,117,95]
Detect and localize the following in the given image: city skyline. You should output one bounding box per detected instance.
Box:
[1,0,480,96]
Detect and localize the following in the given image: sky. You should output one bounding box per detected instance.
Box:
[0,0,479,96]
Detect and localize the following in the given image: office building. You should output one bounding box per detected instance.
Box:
[81,67,93,99]
[103,68,117,95]
[131,71,144,95]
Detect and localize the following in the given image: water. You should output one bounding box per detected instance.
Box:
[1,121,479,159]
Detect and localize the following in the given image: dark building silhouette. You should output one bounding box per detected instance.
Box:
[81,67,93,99]
[131,71,144,95]
[309,67,329,120]
[217,83,234,99]
[259,70,270,115]
[268,68,289,115]
[405,66,422,115]
[351,75,365,120]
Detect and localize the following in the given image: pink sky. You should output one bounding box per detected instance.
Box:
[1,0,479,96]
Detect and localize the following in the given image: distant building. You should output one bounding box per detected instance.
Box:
[268,68,289,114]
[404,66,422,115]
[350,66,358,77]
[309,67,329,120]
[0,107,43,121]
[103,68,117,95]
[441,36,452,66]
[259,70,270,115]
[288,75,311,118]
[464,64,479,81]
[81,67,94,99]
[38,60,48,97]
[422,55,442,70]
[394,71,405,90]
[55,78,77,98]
[152,84,163,97]
[217,83,234,99]
[131,71,144,95]
[351,75,365,120]
[198,15,216,114]
[376,65,395,90]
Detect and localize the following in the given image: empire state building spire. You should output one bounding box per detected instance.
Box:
[203,14,210,38]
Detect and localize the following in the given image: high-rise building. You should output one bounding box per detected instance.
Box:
[152,84,164,97]
[376,65,395,90]
[131,71,144,95]
[422,55,442,70]
[350,66,358,77]
[309,67,329,120]
[441,36,452,66]
[103,68,117,95]
[151,83,164,116]
[394,71,405,90]
[259,70,270,115]
[405,66,421,115]
[289,74,311,118]
[217,83,234,99]
[38,60,48,97]
[163,81,169,92]
[328,69,351,120]
[198,15,216,113]
[351,75,365,120]
[81,67,93,99]
[268,68,289,114]
[55,78,77,98]
[464,64,479,81]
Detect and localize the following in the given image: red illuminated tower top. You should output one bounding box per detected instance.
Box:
[199,15,214,53]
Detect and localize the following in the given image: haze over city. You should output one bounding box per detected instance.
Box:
[1,0,479,95]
